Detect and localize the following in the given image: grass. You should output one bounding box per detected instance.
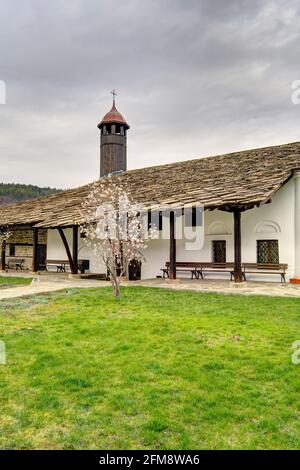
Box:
[0,286,300,449]
[0,275,32,288]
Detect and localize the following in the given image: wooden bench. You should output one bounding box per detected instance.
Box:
[161,262,200,279]
[197,262,240,281]
[160,261,288,282]
[161,261,247,281]
[242,263,288,283]
[161,262,239,280]
[47,260,69,272]
[46,259,90,273]
[6,258,25,270]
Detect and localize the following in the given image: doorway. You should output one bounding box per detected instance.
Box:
[37,244,47,270]
[128,260,141,281]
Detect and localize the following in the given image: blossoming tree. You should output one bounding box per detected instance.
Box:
[79,181,155,297]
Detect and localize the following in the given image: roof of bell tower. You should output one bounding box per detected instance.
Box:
[98,92,129,129]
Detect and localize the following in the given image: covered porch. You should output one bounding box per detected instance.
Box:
[1,225,91,276]
[166,207,245,283]
[0,195,293,284]
[143,189,294,283]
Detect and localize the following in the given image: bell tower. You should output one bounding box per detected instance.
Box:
[97,91,130,178]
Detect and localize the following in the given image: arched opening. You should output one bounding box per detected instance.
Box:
[207,221,231,236]
[254,220,281,234]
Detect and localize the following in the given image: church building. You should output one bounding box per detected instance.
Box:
[1,95,300,283]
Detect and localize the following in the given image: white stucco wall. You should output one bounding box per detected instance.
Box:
[47,228,106,274]
[241,178,295,280]
[294,171,300,278]
[45,176,297,282]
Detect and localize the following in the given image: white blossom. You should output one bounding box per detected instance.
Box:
[78,181,157,297]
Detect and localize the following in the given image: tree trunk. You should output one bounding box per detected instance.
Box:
[112,277,121,297]
[115,281,121,298]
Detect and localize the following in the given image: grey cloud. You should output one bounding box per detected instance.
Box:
[0,0,300,187]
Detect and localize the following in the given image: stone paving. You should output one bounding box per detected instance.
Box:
[132,278,300,298]
[0,272,300,299]
[0,272,109,300]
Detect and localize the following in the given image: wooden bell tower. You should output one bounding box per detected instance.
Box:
[97,91,130,178]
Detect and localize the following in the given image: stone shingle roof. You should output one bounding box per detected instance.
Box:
[1,141,300,228]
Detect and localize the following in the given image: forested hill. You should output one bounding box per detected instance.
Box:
[0,183,62,205]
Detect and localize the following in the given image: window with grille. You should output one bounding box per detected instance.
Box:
[257,240,279,264]
[212,240,226,263]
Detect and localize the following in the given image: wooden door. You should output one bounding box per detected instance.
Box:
[37,244,47,270]
[128,260,141,281]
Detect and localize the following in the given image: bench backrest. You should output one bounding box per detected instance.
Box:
[47,259,88,266]
[199,262,234,269]
[165,261,234,269]
[242,263,288,271]
[47,260,69,264]
[7,258,24,263]
[165,261,200,268]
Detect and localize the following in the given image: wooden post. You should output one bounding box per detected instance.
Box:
[58,227,75,274]
[72,226,78,274]
[169,211,176,280]
[1,241,6,271]
[233,209,243,283]
[32,228,39,272]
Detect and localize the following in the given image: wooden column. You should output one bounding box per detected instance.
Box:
[169,211,176,279]
[233,209,243,283]
[72,226,78,274]
[32,228,39,272]
[1,241,6,271]
[58,227,75,274]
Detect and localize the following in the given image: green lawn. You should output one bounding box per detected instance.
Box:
[0,275,32,288]
[0,287,300,450]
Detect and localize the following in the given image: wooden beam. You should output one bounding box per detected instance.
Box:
[1,241,6,271]
[233,210,243,283]
[58,227,75,274]
[220,204,256,213]
[169,211,176,280]
[72,225,78,274]
[32,228,39,272]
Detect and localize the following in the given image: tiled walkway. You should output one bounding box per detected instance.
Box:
[1,272,300,299]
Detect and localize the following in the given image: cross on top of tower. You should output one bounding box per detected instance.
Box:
[111,89,117,105]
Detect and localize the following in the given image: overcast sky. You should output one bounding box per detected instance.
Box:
[0,0,300,188]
